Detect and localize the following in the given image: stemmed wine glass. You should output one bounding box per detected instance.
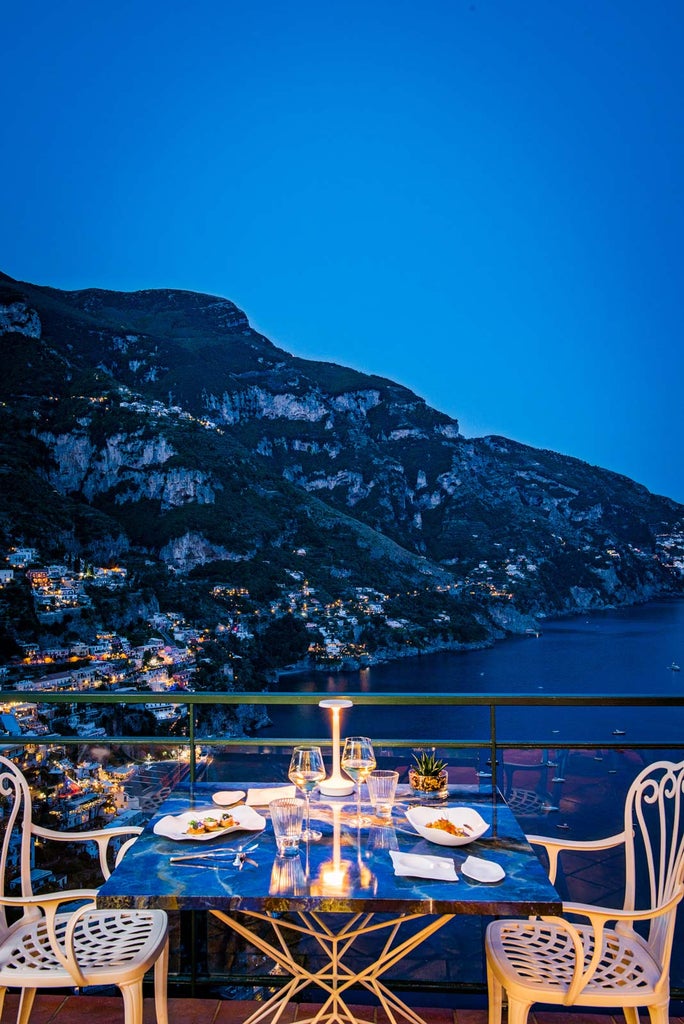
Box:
[341,736,376,827]
[288,745,326,842]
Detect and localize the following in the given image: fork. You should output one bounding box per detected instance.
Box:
[232,841,259,868]
[170,841,259,865]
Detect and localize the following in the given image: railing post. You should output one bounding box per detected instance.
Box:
[490,703,498,793]
[189,702,196,789]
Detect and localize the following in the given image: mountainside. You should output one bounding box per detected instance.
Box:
[1,269,682,658]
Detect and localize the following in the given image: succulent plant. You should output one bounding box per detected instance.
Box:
[411,750,448,777]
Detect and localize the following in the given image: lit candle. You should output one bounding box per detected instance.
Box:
[318,698,355,796]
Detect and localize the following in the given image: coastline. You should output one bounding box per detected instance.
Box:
[274,592,684,682]
[276,636,490,678]
[256,597,684,748]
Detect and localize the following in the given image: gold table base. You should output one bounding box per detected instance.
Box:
[211,909,454,1024]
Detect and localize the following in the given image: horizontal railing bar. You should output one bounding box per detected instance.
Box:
[8,690,684,706]
[0,735,679,753]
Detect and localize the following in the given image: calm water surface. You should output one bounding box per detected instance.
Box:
[266,599,684,745]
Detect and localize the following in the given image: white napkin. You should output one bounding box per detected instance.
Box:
[246,785,296,806]
[389,850,458,881]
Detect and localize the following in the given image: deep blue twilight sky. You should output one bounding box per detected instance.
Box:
[3,1,683,502]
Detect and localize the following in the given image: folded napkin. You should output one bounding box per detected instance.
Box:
[246,785,297,806]
[389,850,458,881]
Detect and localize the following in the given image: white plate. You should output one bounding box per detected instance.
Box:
[153,804,266,841]
[405,806,489,846]
[389,850,458,881]
[212,790,245,807]
[461,855,505,883]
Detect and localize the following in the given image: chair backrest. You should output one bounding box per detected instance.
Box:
[622,758,684,966]
[0,753,37,932]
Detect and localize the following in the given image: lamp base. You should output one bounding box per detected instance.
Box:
[319,776,355,797]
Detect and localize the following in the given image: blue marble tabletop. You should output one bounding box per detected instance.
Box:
[97,783,561,916]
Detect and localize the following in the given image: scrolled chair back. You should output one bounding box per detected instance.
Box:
[0,754,35,913]
[623,758,684,966]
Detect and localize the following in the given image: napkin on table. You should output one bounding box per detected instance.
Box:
[246,785,296,806]
[389,850,458,881]
[461,855,505,883]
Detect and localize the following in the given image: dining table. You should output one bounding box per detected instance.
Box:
[97,781,561,1024]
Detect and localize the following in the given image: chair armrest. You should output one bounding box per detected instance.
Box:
[561,891,683,928]
[527,830,627,885]
[0,888,99,911]
[32,823,143,880]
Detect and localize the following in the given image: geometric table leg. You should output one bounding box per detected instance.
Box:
[211,909,454,1024]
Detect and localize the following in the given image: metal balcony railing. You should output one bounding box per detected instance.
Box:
[3,688,684,1000]
[6,688,684,781]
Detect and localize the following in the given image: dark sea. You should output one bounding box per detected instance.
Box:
[265,599,684,748]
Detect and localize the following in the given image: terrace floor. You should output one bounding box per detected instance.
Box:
[3,994,684,1024]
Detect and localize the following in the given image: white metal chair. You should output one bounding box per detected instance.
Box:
[0,753,168,1024]
[486,757,684,1024]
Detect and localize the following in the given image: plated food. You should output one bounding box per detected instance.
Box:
[405,805,489,846]
[153,804,266,841]
[185,812,236,835]
[425,816,472,838]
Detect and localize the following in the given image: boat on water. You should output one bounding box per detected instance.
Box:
[669,661,681,672]
[524,628,541,638]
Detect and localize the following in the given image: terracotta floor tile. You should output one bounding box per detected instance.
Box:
[164,997,220,1024]
[392,1008,456,1024]
[214,999,261,1024]
[0,993,68,1024]
[58,995,126,1024]
[294,1003,373,1023]
[9,994,684,1024]
[216,999,295,1024]
[453,1010,487,1024]
[421,1008,457,1024]
[294,1004,340,1022]
[336,1006,376,1023]
[533,1014,617,1024]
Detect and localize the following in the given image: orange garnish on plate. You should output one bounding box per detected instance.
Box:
[425,817,472,837]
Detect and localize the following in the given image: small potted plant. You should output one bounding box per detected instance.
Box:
[408,750,449,799]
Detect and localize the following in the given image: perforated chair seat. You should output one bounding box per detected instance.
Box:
[0,908,168,985]
[487,917,662,1005]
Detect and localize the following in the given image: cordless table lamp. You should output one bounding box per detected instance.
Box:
[318,698,355,796]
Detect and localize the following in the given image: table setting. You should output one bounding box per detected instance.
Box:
[131,746,517,898]
[97,724,561,1024]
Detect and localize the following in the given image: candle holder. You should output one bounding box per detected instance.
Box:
[318,698,355,796]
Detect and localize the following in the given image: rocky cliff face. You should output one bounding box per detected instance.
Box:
[0,270,682,644]
[0,301,41,338]
[39,428,218,508]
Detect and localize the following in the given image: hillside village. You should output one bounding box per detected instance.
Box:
[4,526,684,705]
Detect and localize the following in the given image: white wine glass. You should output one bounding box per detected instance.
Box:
[341,736,376,827]
[288,745,326,842]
